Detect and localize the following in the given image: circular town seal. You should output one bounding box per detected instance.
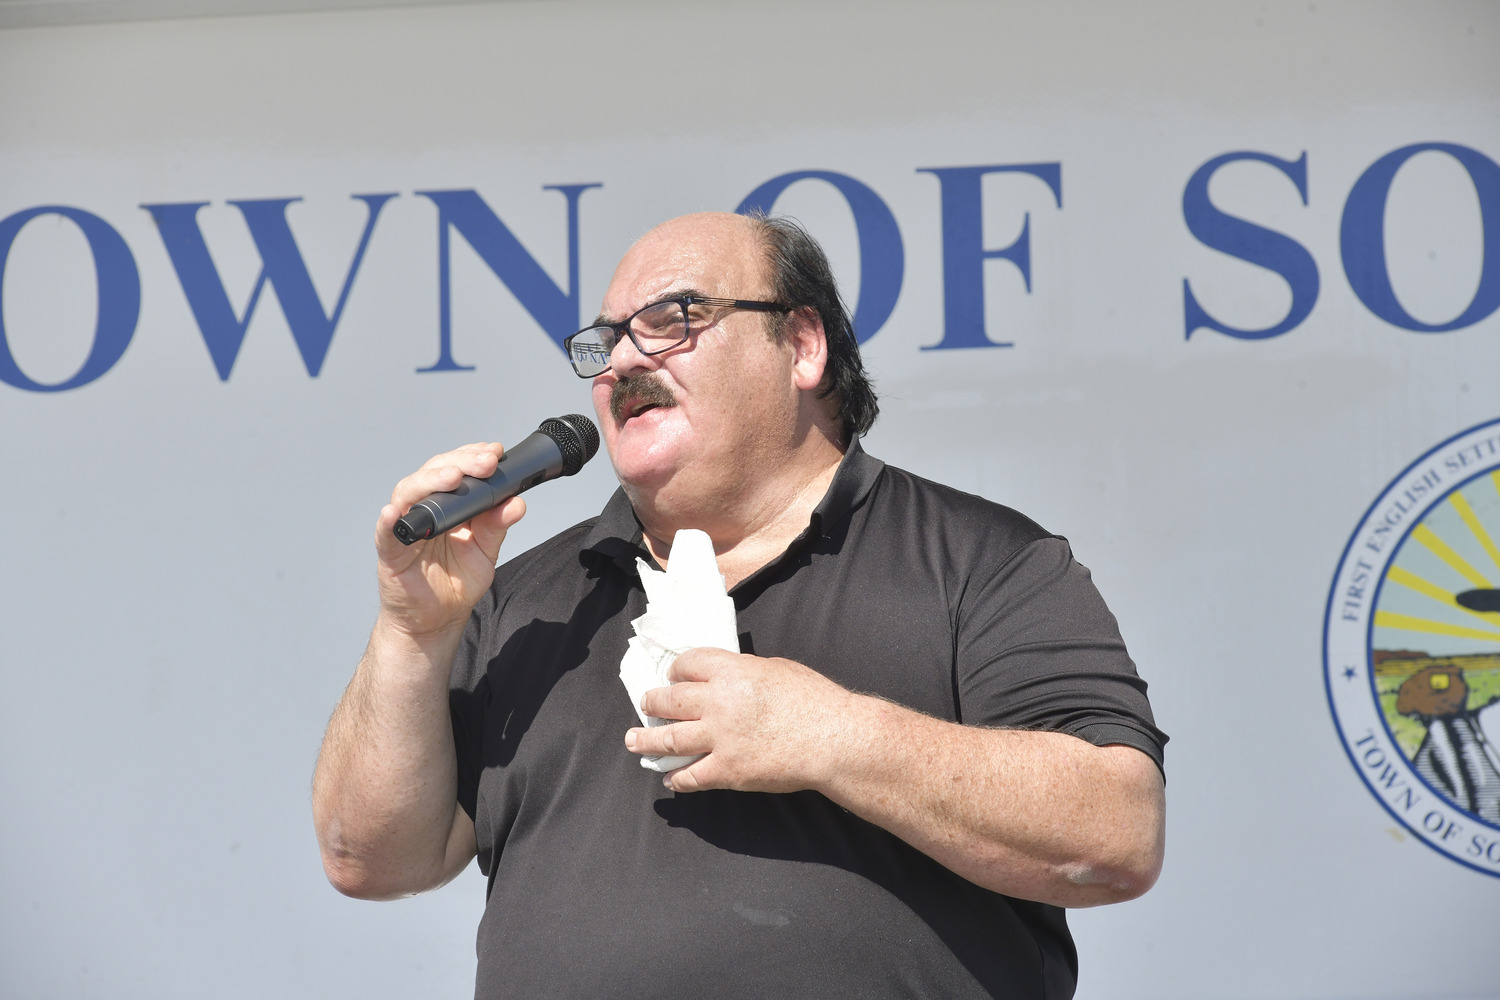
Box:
[1326,417,1500,876]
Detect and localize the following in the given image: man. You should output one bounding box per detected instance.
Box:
[313,212,1166,999]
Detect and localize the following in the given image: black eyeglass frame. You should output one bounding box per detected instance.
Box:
[562,295,791,379]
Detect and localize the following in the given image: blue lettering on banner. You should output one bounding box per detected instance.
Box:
[736,171,904,344]
[1182,151,1320,341]
[915,163,1063,351]
[141,194,394,380]
[0,205,141,392]
[1340,142,1500,332]
[4,141,1498,394]
[414,184,600,371]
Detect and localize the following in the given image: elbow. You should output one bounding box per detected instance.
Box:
[1067,748,1166,905]
[314,809,367,898]
[1066,853,1161,905]
[323,864,401,902]
[1120,833,1165,901]
[318,835,371,898]
[1059,819,1165,906]
[1115,849,1164,901]
[314,814,460,901]
[323,855,380,900]
[314,814,411,901]
[317,831,389,900]
[319,846,427,901]
[1051,854,1159,906]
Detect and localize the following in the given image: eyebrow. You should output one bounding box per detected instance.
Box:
[592,287,708,327]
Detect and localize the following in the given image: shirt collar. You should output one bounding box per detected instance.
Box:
[581,437,885,577]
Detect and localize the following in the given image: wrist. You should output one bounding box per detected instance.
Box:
[806,686,886,795]
[369,612,468,675]
[809,689,930,800]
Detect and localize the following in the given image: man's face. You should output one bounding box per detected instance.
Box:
[590,213,800,501]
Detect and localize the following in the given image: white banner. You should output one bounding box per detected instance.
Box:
[2,3,1497,998]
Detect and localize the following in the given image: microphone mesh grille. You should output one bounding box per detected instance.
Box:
[539,414,601,476]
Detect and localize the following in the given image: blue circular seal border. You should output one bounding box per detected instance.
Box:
[1323,415,1500,878]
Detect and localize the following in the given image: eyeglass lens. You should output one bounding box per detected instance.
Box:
[567,300,693,377]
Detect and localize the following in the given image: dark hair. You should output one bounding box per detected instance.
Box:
[746,213,879,445]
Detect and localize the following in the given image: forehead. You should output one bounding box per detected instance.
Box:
[602,214,766,318]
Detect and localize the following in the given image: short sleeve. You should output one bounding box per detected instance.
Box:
[955,536,1167,772]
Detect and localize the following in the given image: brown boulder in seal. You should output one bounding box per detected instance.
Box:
[1396,665,1468,719]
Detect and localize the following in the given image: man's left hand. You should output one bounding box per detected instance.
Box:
[625,648,854,793]
[626,647,1164,906]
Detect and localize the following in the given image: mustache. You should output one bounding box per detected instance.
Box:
[609,373,678,422]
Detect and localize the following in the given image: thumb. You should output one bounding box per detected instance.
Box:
[664,757,720,793]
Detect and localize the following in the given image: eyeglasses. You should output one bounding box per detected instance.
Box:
[562,295,790,378]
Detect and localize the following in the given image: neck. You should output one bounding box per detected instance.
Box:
[634,427,845,591]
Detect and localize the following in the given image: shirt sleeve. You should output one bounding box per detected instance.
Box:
[954,535,1167,772]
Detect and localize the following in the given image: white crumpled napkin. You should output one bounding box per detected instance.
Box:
[619,528,739,773]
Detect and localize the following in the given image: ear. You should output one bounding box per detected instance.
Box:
[784,307,829,393]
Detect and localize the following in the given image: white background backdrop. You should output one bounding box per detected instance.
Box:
[2,2,1497,997]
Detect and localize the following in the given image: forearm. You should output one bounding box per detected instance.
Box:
[814,693,1165,907]
[633,650,1164,907]
[312,615,473,899]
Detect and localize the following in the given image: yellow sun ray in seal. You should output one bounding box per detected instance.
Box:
[1412,523,1494,589]
[1385,565,1500,626]
[1373,610,1500,643]
[1448,491,1500,579]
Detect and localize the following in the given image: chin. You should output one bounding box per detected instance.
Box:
[607,408,695,478]
[606,431,687,493]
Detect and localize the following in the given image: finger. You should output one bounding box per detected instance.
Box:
[378,457,526,560]
[663,758,721,793]
[668,647,730,684]
[417,441,506,475]
[375,496,453,566]
[395,443,507,505]
[639,680,707,721]
[468,495,526,562]
[624,720,711,759]
[390,463,469,511]
[375,501,401,533]
[373,502,418,564]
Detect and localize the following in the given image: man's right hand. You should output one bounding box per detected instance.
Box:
[373,442,528,638]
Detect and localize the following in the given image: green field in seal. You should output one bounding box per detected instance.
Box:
[1375,654,1500,760]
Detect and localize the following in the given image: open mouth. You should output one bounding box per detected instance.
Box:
[610,374,677,424]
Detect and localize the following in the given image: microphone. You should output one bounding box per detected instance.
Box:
[392,414,600,545]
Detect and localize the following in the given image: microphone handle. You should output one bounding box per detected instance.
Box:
[392,431,564,545]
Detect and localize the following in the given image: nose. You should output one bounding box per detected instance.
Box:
[608,329,658,378]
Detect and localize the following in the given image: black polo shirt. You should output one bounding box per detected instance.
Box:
[450,441,1165,1000]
